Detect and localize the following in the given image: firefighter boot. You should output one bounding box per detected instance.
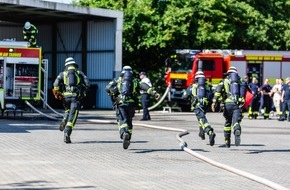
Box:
[122,132,131,150]
[64,126,72,144]
[208,130,216,146]
[198,126,205,140]
[59,120,66,131]
[234,129,241,146]
[224,131,231,148]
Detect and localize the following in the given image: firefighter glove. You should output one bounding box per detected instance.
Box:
[154,93,161,101]
[52,89,62,100]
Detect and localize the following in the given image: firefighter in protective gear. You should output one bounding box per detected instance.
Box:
[261,79,272,119]
[182,71,216,146]
[211,66,247,148]
[53,57,90,143]
[248,77,261,119]
[106,66,160,149]
[139,71,160,120]
[23,21,38,47]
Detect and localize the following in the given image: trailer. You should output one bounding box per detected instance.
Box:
[0,41,48,116]
[230,50,290,86]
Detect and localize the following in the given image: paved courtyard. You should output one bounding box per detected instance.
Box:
[0,109,289,190]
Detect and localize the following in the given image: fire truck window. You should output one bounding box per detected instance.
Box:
[172,54,194,71]
[202,60,215,71]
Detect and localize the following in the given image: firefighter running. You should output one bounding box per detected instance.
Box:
[106,66,160,149]
[182,71,216,146]
[211,66,247,148]
[53,57,90,143]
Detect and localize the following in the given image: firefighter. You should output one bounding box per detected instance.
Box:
[261,79,272,119]
[139,71,153,121]
[53,57,90,143]
[279,77,290,121]
[23,21,38,47]
[106,66,160,149]
[182,71,216,146]
[248,77,261,119]
[211,66,247,148]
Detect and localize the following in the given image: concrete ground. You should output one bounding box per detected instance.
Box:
[0,109,289,190]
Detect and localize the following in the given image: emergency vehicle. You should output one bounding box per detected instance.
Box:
[164,49,290,108]
[0,40,48,115]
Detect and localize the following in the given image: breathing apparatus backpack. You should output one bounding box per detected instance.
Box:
[197,76,206,100]
[228,72,240,103]
[64,69,81,93]
[121,70,133,97]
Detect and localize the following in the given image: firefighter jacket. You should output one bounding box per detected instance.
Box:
[23,24,38,42]
[139,76,152,94]
[53,65,90,98]
[106,77,159,107]
[212,78,247,105]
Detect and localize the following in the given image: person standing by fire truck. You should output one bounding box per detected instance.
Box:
[248,77,261,119]
[182,71,216,146]
[211,66,247,148]
[53,57,90,143]
[23,21,38,47]
[261,79,272,119]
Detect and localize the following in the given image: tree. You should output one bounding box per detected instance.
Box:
[76,0,290,87]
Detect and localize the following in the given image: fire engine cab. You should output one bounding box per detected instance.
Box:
[0,40,47,116]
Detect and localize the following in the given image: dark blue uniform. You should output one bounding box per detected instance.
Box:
[261,84,272,119]
[279,83,290,121]
[248,82,260,119]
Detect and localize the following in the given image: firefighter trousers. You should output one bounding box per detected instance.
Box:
[117,103,135,139]
[141,93,151,120]
[248,95,260,119]
[193,105,213,134]
[280,100,290,121]
[263,95,272,119]
[62,96,80,129]
[223,102,242,138]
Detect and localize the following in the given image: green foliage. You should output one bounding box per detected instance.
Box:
[76,0,290,92]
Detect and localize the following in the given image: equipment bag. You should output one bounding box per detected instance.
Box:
[121,71,133,96]
[243,88,254,109]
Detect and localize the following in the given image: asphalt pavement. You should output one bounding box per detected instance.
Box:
[0,109,289,190]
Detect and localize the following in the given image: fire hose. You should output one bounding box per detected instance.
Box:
[87,118,289,190]
[148,86,170,111]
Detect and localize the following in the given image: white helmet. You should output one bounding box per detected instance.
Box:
[65,57,76,66]
[227,66,238,73]
[195,71,205,79]
[24,22,31,30]
[121,65,132,73]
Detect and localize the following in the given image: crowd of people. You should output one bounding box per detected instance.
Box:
[246,76,290,122]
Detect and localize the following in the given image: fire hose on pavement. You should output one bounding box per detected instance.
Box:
[87,118,289,190]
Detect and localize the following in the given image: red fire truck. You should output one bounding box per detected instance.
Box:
[164,49,290,109]
[164,49,230,107]
[0,41,48,115]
